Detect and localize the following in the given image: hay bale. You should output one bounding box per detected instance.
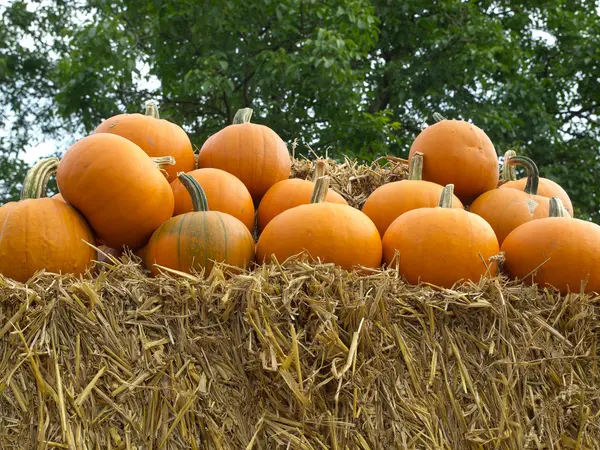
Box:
[1,258,599,449]
[291,156,409,209]
[1,158,599,449]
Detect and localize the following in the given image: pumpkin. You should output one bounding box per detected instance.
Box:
[499,150,573,216]
[382,184,499,288]
[362,152,464,237]
[170,168,255,232]
[52,193,65,202]
[502,197,600,294]
[256,176,382,271]
[94,102,196,182]
[0,158,96,282]
[469,156,550,245]
[56,133,175,250]
[408,114,499,202]
[197,108,291,202]
[257,160,347,233]
[146,173,255,277]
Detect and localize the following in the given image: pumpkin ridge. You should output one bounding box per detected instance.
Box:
[216,212,229,262]
[176,214,188,270]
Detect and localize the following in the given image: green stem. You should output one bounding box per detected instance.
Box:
[438,184,455,208]
[408,152,424,181]
[178,173,209,212]
[312,160,327,182]
[233,108,253,124]
[433,112,446,123]
[20,157,60,200]
[145,102,160,119]
[502,150,517,182]
[549,197,569,218]
[310,176,330,204]
[506,156,539,195]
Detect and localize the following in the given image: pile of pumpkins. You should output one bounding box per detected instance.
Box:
[1,104,598,295]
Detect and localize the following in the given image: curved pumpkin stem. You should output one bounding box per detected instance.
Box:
[178,172,209,212]
[506,156,539,195]
[152,156,176,177]
[438,184,455,208]
[408,152,424,181]
[233,108,253,124]
[501,150,517,182]
[145,102,160,119]
[549,197,569,218]
[433,112,446,123]
[310,176,330,204]
[312,160,327,182]
[21,157,60,200]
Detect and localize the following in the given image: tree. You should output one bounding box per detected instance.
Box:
[1,0,599,221]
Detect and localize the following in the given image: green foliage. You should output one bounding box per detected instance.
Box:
[1,0,599,221]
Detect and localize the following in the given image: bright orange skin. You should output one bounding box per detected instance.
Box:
[0,198,96,282]
[170,168,255,232]
[500,178,573,216]
[56,134,175,250]
[256,203,382,272]
[53,193,65,202]
[146,211,255,277]
[94,113,195,182]
[502,218,600,294]
[382,208,499,288]
[257,179,347,232]
[408,120,499,202]
[198,122,291,201]
[469,189,550,245]
[362,180,464,237]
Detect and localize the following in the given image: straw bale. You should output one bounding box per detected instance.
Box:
[1,255,599,449]
[291,156,409,208]
[1,157,599,449]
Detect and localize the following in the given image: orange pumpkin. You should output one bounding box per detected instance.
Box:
[408,114,499,202]
[382,184,499,288]
[256,176,382,271]
[499,150,573,216]
[94,102,196,182]
[52,193,65,202]
[502,197,600,294]
[470,156,550,245]
[362,152,464,237]
[0,158,96,282]
[170,168,255,232]
[56,133,175,250]
[146,173,255,277]
[257,160,347,233]
[197,108,291,202]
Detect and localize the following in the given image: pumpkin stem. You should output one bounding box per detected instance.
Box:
[438,184,455,208]
[145,102,160,119]
[433,112,446,123]
[20,157,60,200]
[506,156,539,195]
[233,108,253,124]
[502,150,518,182]
[312,160,327,182]
[408,152,424,181]
[549,197,569,218]
[152,156,176,170]
[178,172,209,212]
[310,176,330,204]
